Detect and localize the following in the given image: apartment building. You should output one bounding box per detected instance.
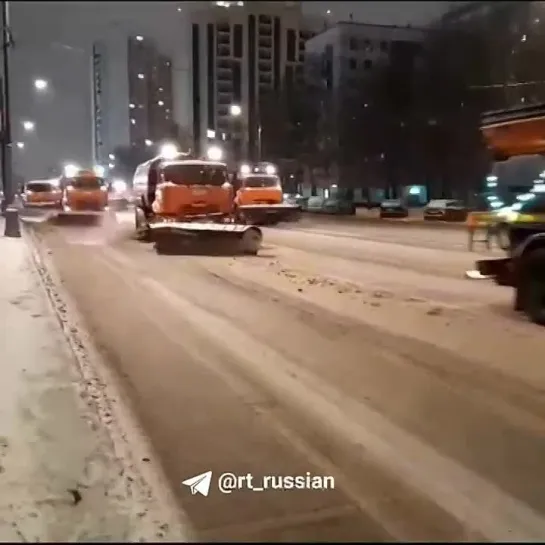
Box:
[305,21,426,100]
[438,1,545,111]
[91,34,175,167]
[303,22,428,198]
[188,1,322,161]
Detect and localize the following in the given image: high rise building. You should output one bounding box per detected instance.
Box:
[436,1,545,110]
[188,1,322,161]
[91,34,176,168]
[303,21,427,195]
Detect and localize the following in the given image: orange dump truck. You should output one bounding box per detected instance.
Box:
[22,179,62,208]
[61,170,109,214]
[233,163,300,225]
[132,154,262,255]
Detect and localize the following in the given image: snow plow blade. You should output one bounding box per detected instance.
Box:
[238,203,301,225]
[466,257,514,286]
[50,210,108,227]
[148,222,263,255]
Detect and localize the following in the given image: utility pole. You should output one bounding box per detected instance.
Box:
[1,0,19,237]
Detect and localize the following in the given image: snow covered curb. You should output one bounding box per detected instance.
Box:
[15,223,193,541]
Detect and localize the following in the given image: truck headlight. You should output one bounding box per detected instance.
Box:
[112,180,127,193]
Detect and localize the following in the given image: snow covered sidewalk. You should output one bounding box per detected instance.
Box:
[0,222,190,541]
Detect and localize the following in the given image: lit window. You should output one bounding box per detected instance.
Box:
[521,34,527,42]
[137,73,145,80]
[158,100,164,106]
[129,103,135,109]
[136,35,144,42]
[165,61,170,67]
[131,118,136,125]
[165,108,171,113]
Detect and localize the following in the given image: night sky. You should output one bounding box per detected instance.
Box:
[9,1,455,180]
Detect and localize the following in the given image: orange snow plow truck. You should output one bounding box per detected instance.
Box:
[132,153,263,255]
[52,169,109,225]
[234,162,300,225]
[21,178,63,209]
[467,103,545,325]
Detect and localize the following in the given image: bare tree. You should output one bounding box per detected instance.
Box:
[335,39,422,197]
[259,81,321,166]
[412,22,490,198]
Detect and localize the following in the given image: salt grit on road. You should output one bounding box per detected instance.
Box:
[27,215,545,542]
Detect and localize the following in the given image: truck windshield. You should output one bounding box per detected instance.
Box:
[70,176,104,189]
[162,164,228,187]
[26,182,55,192]
[519,195,545,213]
[242,175,279,188]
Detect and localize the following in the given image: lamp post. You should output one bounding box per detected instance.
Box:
[1,0,19,236]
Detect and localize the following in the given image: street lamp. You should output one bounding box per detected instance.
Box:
[22,120,35,131]
[207,145,223,161]
[34,78,48,91]
[160,142,179,160]
[0,0,21,236]
[63,163,80,178]
[15,141,24,149]
[145,139,153,147]
[228,104,244,163]
[230,104,242,117]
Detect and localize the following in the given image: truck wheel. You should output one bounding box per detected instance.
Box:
[520,248,545,325]
[514,283,525,311]
[496,223,511,251]
[135,207,151,242]
[240,227,262,255]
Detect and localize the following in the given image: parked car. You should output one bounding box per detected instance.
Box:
[306,196,356,215]
[283,193,308,210]
[424,199,468,222]
[379,199,409,219]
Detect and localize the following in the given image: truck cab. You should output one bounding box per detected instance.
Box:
[232,163,299,225]
[133,154,234,222]
[61,170,108,212]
